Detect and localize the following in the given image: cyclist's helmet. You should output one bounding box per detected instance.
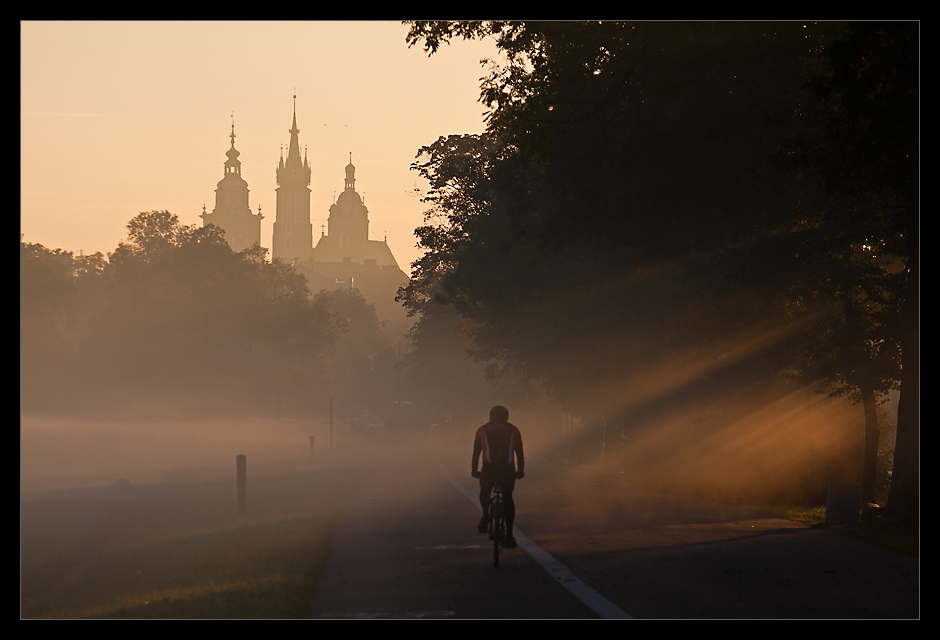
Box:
[489,405,509,423]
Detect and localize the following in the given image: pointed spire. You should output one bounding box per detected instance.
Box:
[285,94,303,170]
[291,94,299,133]
[276,95,310,188]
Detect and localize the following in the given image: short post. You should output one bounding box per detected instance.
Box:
[236,454,247,514]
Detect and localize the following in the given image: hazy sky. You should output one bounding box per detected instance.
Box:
[21,21,499,270]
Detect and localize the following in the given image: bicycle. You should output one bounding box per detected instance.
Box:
[488,478,507,567]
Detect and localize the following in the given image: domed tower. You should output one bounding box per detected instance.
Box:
[327,154,370,255]
[272,96,313,264]
[201,120,263,251]
[305,154,409,341]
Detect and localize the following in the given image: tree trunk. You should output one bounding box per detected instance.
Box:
[886,228,918,520]
[860,385,880,505]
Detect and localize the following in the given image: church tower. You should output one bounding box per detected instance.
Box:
[201,120,263,251]
[271,96,313,264]
[310,155,400,269]
[327,154,369,257]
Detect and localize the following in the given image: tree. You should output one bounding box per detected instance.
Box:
[21,239,79,409]
[795,22,918,517]
[80,211,338,416]
[403,22,820,418]
[315,287,396,418]
[403,21,916,508]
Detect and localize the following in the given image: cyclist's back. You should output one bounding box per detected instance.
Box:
[471,405,524,548]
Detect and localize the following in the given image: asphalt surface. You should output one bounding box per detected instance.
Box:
[306,434,919,619]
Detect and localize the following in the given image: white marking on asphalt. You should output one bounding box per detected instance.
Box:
[436,457,634,620]
[415,544,484,550]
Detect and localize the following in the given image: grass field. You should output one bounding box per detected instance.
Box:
[21,417,341,619]
[22,472,336,619]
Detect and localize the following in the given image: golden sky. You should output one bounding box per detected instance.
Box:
[21,21,498,270]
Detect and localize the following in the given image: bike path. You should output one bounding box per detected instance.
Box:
[306,441,602,619]
[307,437,918,619]
[513,459,919,619]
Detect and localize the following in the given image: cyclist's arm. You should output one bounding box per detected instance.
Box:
[514,427,525,476]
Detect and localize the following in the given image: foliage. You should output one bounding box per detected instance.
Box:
[402,22,826,420]
[402,21,917,511]
[20,211,357,417]
[805,22,918,517]
[315,287,398,417]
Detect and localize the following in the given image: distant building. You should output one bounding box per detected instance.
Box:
[202,99,409,336]
[271,97,313,264]
[200,121,264,252]
[301,154,410,334]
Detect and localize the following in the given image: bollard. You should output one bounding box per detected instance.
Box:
[236,454,246,514]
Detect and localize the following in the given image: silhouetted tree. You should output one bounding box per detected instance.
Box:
[402,22,819,419]
[315,287,396,418]
[403,21,917,510]
[778,22,917,516]
[36,211,340,416]
[21,239,79,408]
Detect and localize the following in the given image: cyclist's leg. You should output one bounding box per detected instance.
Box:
[503,476,517,546]
[479,474,494,513]
[478,474,494,532]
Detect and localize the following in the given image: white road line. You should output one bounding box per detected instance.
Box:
[436,457,634,620]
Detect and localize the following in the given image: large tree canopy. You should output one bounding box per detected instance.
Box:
[402,22,824,405]
[402,21,917,514]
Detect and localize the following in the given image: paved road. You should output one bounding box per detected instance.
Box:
[307,434,919,619]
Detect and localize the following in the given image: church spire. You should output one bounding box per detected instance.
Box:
[285,94,303,170]
[277,95,311,186]
[224,115,241,176]
[201,116,261,252]
[273,95,313,264]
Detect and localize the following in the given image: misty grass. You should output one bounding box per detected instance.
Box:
[26,511,334,619]
[24,510,334,619]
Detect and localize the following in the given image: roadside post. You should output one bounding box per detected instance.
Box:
[236,454,246,514]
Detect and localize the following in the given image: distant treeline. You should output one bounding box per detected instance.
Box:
[21,211,396,420]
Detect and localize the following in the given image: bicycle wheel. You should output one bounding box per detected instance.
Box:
[493,515,502,566]
[489,498,503,567]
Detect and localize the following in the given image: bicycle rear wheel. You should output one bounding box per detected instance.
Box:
[493,516,503,566]
[489,499,504,567]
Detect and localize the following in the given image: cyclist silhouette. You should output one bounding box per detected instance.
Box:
[472,405,525,548]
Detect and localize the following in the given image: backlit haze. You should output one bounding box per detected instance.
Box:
[21,22,916,619]
[21,21,499,268]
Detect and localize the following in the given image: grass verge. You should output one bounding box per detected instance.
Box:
[22,475,336,619]
[830,516,919,558]
[759,505,827,527]
[759,505,918,558]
